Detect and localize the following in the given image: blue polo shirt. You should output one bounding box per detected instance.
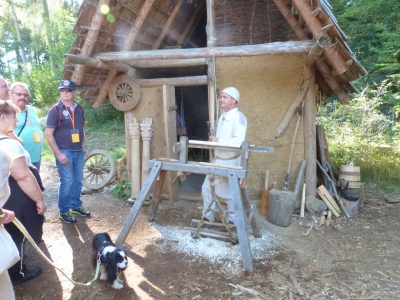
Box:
[46,100,85,151]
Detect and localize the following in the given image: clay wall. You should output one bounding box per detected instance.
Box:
[216,54,306,198]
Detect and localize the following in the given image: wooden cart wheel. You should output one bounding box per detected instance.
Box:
[108,75,141,111]
[83,149,116,190]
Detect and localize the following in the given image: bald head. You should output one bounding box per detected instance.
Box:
[0,75,10,100]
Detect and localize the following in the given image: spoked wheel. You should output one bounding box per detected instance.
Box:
[83,149,116,190]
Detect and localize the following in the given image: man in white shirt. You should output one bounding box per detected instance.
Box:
[201,87,247,225]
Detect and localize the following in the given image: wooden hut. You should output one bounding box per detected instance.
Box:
[63,0,366,204]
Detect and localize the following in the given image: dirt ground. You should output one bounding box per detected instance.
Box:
[14,162,400,300]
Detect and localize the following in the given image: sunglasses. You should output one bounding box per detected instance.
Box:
[13,92,29,97]
[60,89,73,93]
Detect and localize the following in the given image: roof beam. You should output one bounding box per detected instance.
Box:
[72,0,109,84]
[153,0,184,49]
[93,0,156,109]
[291,0,348,75]
[94,41,314,61]
[273,0,348,103]
[176,1,204,46]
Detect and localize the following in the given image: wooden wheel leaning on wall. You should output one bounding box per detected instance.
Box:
[108,75,141,111]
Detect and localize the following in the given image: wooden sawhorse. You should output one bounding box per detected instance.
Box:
[116,137,274,271]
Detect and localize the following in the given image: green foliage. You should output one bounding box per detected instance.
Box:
[318,82,400,192]
[111,180,131,200]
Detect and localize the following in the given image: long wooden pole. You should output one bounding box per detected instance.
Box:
[94,41,314,61]
[65,54,207,69]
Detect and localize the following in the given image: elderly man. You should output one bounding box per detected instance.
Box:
[201,87,247,225]
[0,75,10,100]
[10,82,44,171]
[45,80,90,224]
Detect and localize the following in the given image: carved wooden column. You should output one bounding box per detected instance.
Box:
[129,118,141,199]
[140,117,154,186]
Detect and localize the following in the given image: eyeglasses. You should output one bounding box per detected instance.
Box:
[60,89,73,93]
[13,92,29,97]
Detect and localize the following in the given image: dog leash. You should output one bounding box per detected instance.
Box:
[9,214,100,286]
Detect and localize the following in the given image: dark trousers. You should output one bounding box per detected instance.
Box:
[3,167,44,278]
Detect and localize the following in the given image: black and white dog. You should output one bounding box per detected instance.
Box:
[93,233,128,289]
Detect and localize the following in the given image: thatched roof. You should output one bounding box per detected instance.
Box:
[63,0,366,106]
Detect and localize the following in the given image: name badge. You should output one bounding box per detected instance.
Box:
[71,129,80,143]
[33,132,40,143]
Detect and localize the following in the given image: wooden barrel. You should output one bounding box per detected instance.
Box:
[339,162,361,201]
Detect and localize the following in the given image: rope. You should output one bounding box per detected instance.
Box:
[10,216,100,286]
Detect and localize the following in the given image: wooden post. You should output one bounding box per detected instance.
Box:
[128,119,141,199]
[162,85,178,202]
[303,65,317,198]
[206,0,216,47]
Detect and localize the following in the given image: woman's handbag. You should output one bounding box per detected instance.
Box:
[0,225,20,274]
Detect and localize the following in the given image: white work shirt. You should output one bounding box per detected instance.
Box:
[214,107,247,166]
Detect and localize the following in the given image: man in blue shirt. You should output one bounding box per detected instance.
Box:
[10,82,44,171]
[45,80,91,223]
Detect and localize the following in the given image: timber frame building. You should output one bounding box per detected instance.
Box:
[64,0,366,202]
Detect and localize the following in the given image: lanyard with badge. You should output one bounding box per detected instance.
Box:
[63,103,80,143]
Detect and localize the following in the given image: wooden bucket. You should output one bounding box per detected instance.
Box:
[267,189,296,227]
[339,162,361,201]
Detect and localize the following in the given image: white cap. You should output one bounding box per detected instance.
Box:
[222,87,240,102]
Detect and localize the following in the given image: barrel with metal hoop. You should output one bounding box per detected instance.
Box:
[339,162,361,201]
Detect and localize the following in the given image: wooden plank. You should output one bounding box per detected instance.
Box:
[162,85,178,202]
[228,173,253,272]
[116,161,162,246]
[94,41,315,61]
[317,185,341,217]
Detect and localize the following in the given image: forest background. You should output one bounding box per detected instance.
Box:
[0,0,399,193]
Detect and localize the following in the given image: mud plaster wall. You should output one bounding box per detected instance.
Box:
[216,54,306,199]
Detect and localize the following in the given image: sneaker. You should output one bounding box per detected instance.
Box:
[11,267,42,285]
[70,207,91,217]
[59,212,77,223]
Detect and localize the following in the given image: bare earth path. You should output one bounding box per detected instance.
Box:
[14,162,400,299]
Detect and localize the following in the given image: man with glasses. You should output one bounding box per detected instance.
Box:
[10,82,44,171]
[45,80,91,224]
